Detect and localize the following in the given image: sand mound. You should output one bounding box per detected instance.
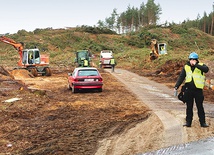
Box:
[10,69,34,78]
[0,66,14,80]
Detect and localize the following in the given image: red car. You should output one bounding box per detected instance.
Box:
[68,67,103,93]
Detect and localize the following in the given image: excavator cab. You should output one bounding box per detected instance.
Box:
[149,39,167,60]
[22,49,41,65]
[158,43,167,55]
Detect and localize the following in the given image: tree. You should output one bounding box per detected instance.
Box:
[105,9,118,31]
[210,3,214,35]
[145,0,162,25]
[96,0,162,33]
[118,12,126,33]
[203,12,208,33]
[139,2,147,26]
[97,20,105,28]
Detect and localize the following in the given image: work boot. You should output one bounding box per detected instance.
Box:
[200,123,209,128]
[183,122,191,127]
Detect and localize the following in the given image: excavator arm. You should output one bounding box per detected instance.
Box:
[0,36,24,66]
[150,39,159,61]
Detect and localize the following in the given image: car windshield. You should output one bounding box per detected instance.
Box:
[78,70,99,76]
[77,51,87,58]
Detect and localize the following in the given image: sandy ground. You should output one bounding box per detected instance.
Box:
[0,66,214,155]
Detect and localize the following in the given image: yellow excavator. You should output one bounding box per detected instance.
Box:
[149,39,167,61]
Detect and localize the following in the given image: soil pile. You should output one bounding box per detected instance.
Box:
[10,69,34,79]
[0,66,14,80]
[0,66,28,93]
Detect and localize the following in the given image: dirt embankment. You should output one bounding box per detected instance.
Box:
[130,60,214,103]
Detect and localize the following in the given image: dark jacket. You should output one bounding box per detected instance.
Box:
[174,61,209,90]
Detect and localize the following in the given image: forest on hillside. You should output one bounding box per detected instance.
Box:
[97,0,214,35]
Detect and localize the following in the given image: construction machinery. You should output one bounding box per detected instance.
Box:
[149,39,167,60]
[99,50,113,68]
[74,50,92,67]
[0,36,51,76]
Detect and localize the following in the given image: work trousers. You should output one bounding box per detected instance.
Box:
[185,89,205,124]
[111,64,115,72]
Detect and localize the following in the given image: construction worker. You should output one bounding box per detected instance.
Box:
[83,59,89,67]
[28,53,33,64]
[174,52,209,128]
[161,46,164,52]
[99,61,102,68]
[110,57,116,72]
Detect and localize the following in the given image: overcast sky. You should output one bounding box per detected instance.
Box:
[0,0,213,34]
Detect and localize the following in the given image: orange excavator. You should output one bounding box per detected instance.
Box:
[0,36,51,76]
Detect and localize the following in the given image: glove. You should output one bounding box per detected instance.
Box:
[174,89,178,96]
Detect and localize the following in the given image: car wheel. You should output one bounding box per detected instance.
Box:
[98,88,102,92]
[44,67,52,76]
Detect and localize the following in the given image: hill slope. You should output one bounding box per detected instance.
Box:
[0,26,214,99]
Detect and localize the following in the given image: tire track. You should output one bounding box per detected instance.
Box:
[106,68,185,146]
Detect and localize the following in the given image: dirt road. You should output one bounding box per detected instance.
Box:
[96,68,214,154]
[0,68,153,155]
[0,67,214,155]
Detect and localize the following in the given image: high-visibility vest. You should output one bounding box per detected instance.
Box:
[29,53,33,59]
[110,58,115,65]
[184,63,205,89]
[84,60,88,66]
[161,46,164,51]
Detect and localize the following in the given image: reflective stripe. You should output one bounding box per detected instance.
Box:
[184,63,205,89]
[110,59,115,65]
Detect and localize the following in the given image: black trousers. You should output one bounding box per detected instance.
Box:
[111,64,115,72]
[185,89,205,124]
